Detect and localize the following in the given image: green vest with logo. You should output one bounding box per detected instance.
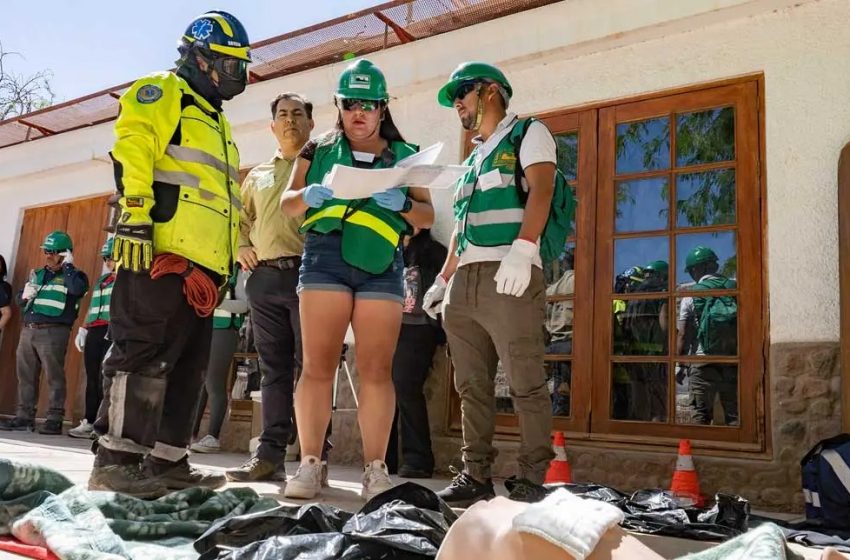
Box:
[84,273,115,324]
[29,269,74,317]
[212,292,245,330]
[300,132,417,274]
[454,119,527,255]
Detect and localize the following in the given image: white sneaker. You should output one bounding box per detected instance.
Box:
[283,455,323,499]
[361,459,393,501]
[190,435,221,453]
[68,419,94,439]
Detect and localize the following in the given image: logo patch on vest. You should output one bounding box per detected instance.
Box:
[125,197,145,208]
[349,73,371,89]
[136,85,163,104]
[493,151,517,171]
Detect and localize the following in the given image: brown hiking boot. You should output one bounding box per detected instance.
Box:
[144,456,226,490]
[88,464,169,499]
[225,456,286,482]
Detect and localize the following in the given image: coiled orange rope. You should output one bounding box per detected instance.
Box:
[150,253,219,317]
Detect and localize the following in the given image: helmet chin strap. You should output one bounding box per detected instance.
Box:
[471,83,486,131]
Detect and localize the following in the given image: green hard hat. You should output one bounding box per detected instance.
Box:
[437,61,513,107]
[685,246,718,271]
[41,230,73,252]
[645,260,669,276]
[101,237,114,258]
[336,59,388,101]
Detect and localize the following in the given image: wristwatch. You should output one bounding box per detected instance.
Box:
[401,197,413,213]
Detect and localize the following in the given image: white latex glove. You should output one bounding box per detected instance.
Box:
[75,327,88,352]
[62,250,74,265]
[494,239,538,297]
[422,275,448,320]
[22,283,38,301]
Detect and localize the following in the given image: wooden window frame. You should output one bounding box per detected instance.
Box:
[446,75,767,453]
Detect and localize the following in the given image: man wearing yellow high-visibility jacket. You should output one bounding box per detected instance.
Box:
[89,10,251,499]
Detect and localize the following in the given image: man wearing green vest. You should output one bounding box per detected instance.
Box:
[424,62,557,506]
[69,238,116,439]
[0,230,89,435]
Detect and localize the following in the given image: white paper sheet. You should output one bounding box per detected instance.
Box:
[326,158,470,199]
[395,142,444,168]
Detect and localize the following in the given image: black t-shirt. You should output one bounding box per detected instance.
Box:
[0,281,11,309]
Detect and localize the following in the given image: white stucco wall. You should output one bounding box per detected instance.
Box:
[0,0,841,343]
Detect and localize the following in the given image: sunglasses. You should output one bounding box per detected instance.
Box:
[453,81,481,102]
[340,99,380,112]
[43,250,60,256]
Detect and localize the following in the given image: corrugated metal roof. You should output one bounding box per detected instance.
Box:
[0,0,559,150]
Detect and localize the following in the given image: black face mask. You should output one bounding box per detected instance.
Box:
[215,75,246,100]
[177,64,224,110]
[211,56,248,100]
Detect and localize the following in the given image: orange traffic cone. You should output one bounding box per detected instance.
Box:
[670,439,704,507]
[544,431,572,484]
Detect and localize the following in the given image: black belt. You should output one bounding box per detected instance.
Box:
[257,256,301,270]
[25,323,68,329]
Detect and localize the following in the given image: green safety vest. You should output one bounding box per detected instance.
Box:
[454,118,527,255]
[29,269,75,317]
[301,132,417,274]
[84,273,115,324]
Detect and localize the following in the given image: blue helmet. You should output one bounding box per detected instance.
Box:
[179,11,251,62]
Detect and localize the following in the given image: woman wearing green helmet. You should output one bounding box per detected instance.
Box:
[281,58,434,501]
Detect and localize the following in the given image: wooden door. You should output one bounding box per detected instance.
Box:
[0,194,111,419]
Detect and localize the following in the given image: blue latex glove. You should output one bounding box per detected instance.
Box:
[372,188,406,211]
[303,184,334,208]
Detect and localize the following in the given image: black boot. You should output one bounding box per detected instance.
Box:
[88,448,169,499]
[144,455,226,490]
[0,417,35,432]
[436,467,496,507]
[38,418,63,435]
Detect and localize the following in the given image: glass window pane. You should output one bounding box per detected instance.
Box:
[613,236,669,293]
[616,176,669,232]
[611,363,668,422]
[548,360,571,417]
[676,294,738,357]
[616,117,671,174]
[555,132,579,181]
[675,363,738,426]
[676,107,735,167]
[544,241,575,287]
[612,298,669,355]
[546,300,573,354]
[675,231,737,288]
[677,169,736,227]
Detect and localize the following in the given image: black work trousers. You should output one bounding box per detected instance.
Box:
[94,269,212,462]
[245,264,302,465]
[387,323,439,473]
[83,324,110,423]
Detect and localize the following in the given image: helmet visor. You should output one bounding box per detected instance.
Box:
[214,57,248,81]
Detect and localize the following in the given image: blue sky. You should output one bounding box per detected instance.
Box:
[0,1,381,102]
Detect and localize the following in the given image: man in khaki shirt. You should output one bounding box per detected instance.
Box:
[225,93,314,482]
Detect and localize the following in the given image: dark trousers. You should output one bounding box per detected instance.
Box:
[94,269,212,461]
[690,364,739,425]
[83,325,110,423]
[193,328,238,439]
[246,265,301,465]
[387,323,439,472]
[15,325,71,420]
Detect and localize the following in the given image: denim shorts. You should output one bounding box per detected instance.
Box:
[298,232,404,303]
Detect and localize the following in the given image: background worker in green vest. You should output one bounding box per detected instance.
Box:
[677,246,739,425]
[423,61,558,506]
[191,268,248,453]
[0,230,88,435]
[69,238,116,439]
[89,11,251,498]
[281,59,434,501]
